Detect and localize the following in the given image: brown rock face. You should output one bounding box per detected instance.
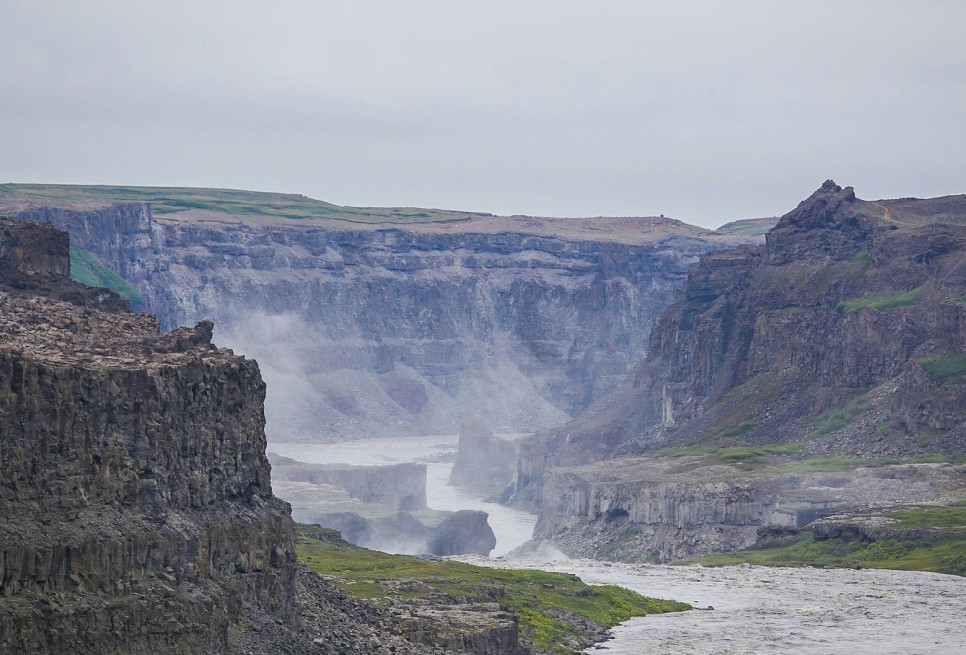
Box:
[519,182,966,493]
[0,219,297,653]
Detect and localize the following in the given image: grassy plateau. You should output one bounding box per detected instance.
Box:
[0,183,479,224]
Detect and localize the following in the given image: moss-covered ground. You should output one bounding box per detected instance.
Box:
[919,353,966,383]
[650,442,966,473]
[836,287,923,313]
[687,503,966,576]
[295,526,689,653]
[69,243,144,303]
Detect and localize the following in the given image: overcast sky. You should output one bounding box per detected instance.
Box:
[1,1,964,228]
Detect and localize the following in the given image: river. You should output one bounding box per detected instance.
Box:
[271,435,966,654]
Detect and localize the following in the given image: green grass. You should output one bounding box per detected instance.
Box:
[714,443,804,466]
[811,395,872,437]
[891,506,966,529]
[295,527,689,653]
[69,243,143,303]
[689,530,966,576]
[651,445,713,458]
[920,353,966,383]
[0,183,480,224]
[719,420,756,437]
[836,287,923,314]
[713,218,776,237]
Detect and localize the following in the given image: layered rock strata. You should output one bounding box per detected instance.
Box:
[270,453,428,511]
[269,454,496,556]
[448,421,526,495]
[0,219,297,653]
[532,457,966,561]
[10,201,746,440]
[521,182,966,486]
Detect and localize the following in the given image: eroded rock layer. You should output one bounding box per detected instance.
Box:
[11,202,743,440]
[524,182,966,477]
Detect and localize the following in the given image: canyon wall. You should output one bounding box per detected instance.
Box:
[509,182,966,560]
[521,181,966,480]
[532,457,966,561]
[13,203,740,441]
[0,219,297,653]
[269,454,428,511]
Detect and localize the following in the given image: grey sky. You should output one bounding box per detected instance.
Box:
[2,1,964,228]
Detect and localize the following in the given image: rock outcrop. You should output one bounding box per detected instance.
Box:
[531,456,966,561]
[270,453,428,511]
[8,197,748,440]
[448,420,526,495]
[269,453,496,556]
[0,219,298,653]
[522,181,966,481]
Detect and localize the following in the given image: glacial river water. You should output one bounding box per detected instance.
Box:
[272,435,966,654]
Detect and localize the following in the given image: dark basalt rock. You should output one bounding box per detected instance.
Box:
[520,181,966,489]
[0,219,502,654]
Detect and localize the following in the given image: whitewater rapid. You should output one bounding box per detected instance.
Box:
[273,435,966,654]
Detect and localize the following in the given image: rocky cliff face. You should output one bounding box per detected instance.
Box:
[269,454,428,511]
[532,456,966,561]
[524,181,966,478]
[11,202,742,441]
[0,219,299,653]
[448,421,526,495]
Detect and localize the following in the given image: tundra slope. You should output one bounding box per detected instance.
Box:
[3,184,753,441]
[515,182,966,562]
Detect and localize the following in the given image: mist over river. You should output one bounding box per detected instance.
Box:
[272,436,966,654]
[270,434,537,556]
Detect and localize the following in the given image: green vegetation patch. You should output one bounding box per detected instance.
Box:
[719,420,756,438]
[69,244,143,303]
[714,443,804,466]
[651,445,713,458]
[688,529,966,577]
[890,505,966,529]
[812,395,872,437]
[714,218,776,237]
[295,527,689,653]
[0,183,478,224]
[920,353,966,383]
[836,287,923,314]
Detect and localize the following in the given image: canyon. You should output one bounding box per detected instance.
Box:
[1,185,753,441]
[3,180,964,585]
[0,215,689,654]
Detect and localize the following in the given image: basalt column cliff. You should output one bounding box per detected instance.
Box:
[0,218,300,652]
[6,190,750,441]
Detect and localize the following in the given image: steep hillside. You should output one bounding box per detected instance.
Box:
[510,181,966,563]
[525,181,966,474]
[3,185,752,441]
